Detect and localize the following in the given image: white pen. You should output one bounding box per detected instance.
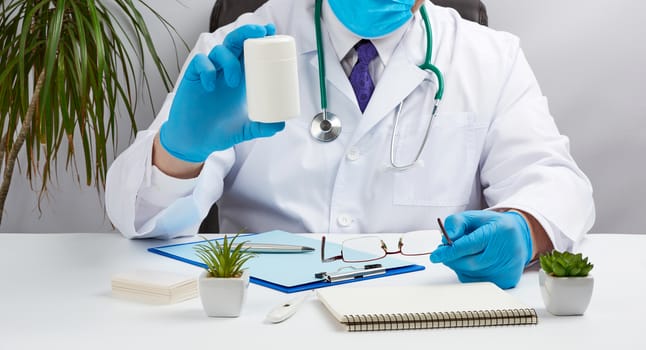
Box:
[238,243,315,253]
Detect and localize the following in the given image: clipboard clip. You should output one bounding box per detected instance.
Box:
[314,264,386,283]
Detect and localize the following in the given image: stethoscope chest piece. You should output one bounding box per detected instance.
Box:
[310,111,342,142]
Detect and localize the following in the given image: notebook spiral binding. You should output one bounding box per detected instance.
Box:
[342,308,538,332]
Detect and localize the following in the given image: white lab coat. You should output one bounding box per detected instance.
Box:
[105,0,595,251]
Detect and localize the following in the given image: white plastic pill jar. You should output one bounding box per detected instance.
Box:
[243,35,301,122]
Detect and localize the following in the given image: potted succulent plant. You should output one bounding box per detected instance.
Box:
[193,234,257,317]
[539,250,594,316]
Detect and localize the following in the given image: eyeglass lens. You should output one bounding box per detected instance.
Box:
[342,237,386,262]
[399,230,435,255]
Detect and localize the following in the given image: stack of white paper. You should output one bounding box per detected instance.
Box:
[111,269,197,304]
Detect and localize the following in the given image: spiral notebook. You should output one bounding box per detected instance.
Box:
[316,282,537,331]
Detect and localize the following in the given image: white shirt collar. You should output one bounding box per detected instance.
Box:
[321,0,411,66]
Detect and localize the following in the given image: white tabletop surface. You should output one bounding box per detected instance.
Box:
[1,233,644,349]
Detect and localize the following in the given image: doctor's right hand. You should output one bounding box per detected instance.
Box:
[159,24,285,163]
[430,211,533,289]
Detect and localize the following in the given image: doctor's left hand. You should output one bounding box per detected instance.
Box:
[430,210,533,289]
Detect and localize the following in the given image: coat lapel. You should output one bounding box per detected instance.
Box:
[306,31,357,107]
[350,37,430,145]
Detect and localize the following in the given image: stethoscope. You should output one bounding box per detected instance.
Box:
[311,0,445,170]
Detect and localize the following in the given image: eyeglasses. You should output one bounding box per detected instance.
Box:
[320,230,437,263]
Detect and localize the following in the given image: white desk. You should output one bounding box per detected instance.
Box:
[1,233,644,349]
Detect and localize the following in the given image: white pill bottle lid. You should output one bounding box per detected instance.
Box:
[244,35,301,123]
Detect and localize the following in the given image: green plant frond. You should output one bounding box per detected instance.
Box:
[0,0,186,217]
[67,1,89,97]
[103,1,186,122]
[136,0,189,73]
[0,0,24,16]
[109,0,176,91]
[59,44,76,137]
[102,3,148,103]
[17,1,48,114]
[85,0,106,78]
[40,0,65,133]
[194,234,257,278]
[106,42,138,123]
[78,121,93,186]
[56,51,69,146]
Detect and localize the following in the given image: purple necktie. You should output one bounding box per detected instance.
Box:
[349,40,378,113]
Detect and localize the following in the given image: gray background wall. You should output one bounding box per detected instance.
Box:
[2,0,644,233]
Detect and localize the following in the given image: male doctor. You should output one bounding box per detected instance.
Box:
[106,0,595,289]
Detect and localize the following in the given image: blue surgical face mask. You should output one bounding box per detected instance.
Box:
[328,0,415,39]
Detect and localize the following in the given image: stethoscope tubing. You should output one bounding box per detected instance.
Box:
[312,0,444,169]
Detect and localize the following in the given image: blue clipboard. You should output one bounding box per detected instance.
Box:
[148,230,425,293]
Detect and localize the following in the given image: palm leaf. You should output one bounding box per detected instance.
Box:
[0,0,189,224]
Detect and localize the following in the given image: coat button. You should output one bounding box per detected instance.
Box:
[346,148,360,161]
[337,215,353,227]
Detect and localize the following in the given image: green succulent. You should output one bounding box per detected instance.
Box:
[194,234,257,278]
[539,250,594,277]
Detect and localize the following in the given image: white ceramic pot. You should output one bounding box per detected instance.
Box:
[538,269,594,316]
[198,270,250,317]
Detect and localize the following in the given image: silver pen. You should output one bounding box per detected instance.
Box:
[238,243,315,253]
[322,266,386,282]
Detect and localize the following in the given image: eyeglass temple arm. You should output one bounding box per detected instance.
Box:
[320,235,343,262]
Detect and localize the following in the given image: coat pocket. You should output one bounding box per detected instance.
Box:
[392,112,485,207]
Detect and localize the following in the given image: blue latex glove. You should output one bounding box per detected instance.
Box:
[430,210,533,289]
[159,24,285,163]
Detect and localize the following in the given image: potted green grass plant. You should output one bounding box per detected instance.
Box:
[539,250,594,316]
[0,0,184,225]
[194,234,257,317]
